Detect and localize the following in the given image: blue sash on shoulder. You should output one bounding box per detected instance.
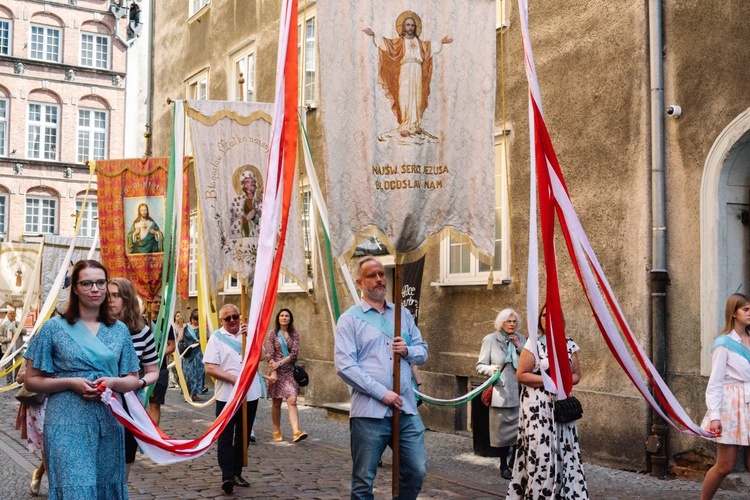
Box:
[214,331,243,355]
[53,316,119,377]
[184,324,198,344]
[713,335,750,364]
[277,331,290,358]
[343,305,411,345]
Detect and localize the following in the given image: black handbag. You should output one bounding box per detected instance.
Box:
[554,395,583,423]
[293,364,309,387]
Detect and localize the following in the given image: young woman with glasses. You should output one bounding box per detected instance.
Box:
[23,260,140,499]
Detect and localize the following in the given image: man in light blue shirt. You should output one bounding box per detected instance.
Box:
[334,256,428,499]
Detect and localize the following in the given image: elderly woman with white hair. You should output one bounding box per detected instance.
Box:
[476,308,525,480]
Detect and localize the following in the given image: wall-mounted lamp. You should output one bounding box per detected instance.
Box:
[13,163,22,175]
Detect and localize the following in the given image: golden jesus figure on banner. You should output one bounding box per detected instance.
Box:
[363,11,453,144]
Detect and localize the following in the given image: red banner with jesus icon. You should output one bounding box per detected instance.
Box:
[95,158,191,302]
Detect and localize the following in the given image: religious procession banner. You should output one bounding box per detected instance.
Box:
[318,0,496,260]
[187,100,307,294]
[40,236,99,313]
[0,242,42,311]
[95,158,191,302]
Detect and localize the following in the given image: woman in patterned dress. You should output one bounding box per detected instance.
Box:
[507,305,588,499]
[265,308,307,443]
[23,260,140,500]
[700,293,750,499]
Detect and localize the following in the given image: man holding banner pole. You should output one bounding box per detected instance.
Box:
[334,257,428,499]
[203,304,261,495]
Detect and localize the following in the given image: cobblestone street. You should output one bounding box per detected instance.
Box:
[0,387,746,499]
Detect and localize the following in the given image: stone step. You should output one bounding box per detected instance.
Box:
[323,402,351,423]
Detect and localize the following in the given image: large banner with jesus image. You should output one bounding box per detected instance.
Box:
[95,158,191,302]
[187,101,308,294]
[318,0,497,260]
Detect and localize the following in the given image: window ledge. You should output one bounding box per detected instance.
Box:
[430,278,512,287]
[188,3,211,24]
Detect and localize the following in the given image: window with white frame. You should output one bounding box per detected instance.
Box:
[0,98,7,156]
[231,47,256,102]
[189,0,210,17]
[278,183,314,292]
[0,193,7,242]
[80,33,110,69]
[437,130,510,284]
[188,213,198,296]
[27,102,59,160]
[0,19,11,56]
[75,198,98,238]
[30,24,61,62]
[496,0,512,29]
[77,108,108,162]
[298,10,316,107]
[222,273,241,294]
[25,195,58,235]
[187,71,209,101]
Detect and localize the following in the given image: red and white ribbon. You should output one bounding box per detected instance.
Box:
[101,0,300,462]
[519,0,711,437]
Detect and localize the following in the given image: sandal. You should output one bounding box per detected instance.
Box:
[273,431,284,442]
[293,431,308,443]
[29,467,42,495]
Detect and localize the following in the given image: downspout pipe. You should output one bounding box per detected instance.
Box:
[146,0,155,157]
[647,0,669,477]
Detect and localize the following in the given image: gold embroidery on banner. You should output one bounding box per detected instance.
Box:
[184,105,272,126]
[94,159,192,178]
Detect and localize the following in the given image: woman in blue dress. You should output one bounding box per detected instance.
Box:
[24,260,140,500]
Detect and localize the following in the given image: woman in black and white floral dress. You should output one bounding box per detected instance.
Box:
[507,306,588,499]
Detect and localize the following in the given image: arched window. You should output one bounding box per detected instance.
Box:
[0,5,13,56]
[0,85,9,156]
[77,96,110,162]
[25,187,60,235]
[29,13,64,63]
[80,21,111,70]
[75,191,98,238]
[0,184,9,242]
[27,89,62,161]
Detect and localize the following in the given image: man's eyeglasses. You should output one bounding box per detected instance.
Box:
[221,314,240,322]
[77,279,108,291]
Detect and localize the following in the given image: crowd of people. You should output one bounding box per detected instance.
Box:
[1,256,742,499]
[5,258,309,499]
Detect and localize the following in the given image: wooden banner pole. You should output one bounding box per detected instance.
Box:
[392,261,403,498]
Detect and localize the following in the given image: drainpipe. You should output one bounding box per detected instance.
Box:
[646,0,669,478]
[146,0,155,157]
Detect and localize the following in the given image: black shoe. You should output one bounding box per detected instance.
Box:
[500,465,512,480]
[202,387,209,394]
[221,479,234,494]
[233,476,250,487]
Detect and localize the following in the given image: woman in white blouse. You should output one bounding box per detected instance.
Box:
[701,293,750,499]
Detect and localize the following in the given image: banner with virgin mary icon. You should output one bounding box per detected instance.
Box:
[187,100,308,294]
[95,158,191,302]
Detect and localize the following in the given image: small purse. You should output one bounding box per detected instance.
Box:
[15,386,46,407]
[480,385,493,406]
[293,364,309,387]
[554,395,583,423]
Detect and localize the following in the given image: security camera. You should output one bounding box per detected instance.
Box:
[666,105,682,118]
